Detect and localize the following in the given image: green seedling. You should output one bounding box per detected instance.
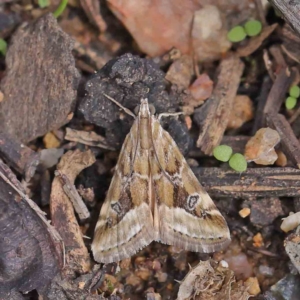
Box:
[285,96,297,110]
[227,26,247,43]
[213,145,233,162]
[244,20,262,37]
[289,85,300,98]
[229,153,247,172]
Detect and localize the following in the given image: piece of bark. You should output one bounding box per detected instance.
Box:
[196,55,244,155]
[266,113,300,168]
[193,167,300,199]
[50,149,95,275]
[65,127,115,150]
[269,0,300,36]
[263,68,295,125]
[0,14,80,143]
[237,24,277,57]
[0,161,60,298]
[0,132,40,181]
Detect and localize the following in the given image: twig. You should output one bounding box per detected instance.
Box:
[193,167,300,198]
[263,67,294,125]
[266,113,300,168]
[55,170,90,220]
[196,55,244,155]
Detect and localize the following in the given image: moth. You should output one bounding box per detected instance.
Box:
[92,96,230,263]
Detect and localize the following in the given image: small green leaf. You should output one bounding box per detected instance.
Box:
[229,153,247,172]
[285,96,297,110]
[244,20,262,37]
[0,39,7,56]
[38,0,50,8]
[213,145,233,162]
[289,85,300,98]
[227,26,247,43]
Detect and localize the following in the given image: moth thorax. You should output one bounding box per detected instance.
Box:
[139,117,151,149]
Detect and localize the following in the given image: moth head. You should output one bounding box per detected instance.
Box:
[134,99,156,116]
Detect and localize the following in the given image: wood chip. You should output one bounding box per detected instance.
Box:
[50,149,95,274]
[196,55,244,155]
[0,14,80,142]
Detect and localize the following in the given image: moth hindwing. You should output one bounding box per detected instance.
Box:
[92,98,230,263]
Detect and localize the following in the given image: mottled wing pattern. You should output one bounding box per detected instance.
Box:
[92,120,155,263]
[150,117,230,253]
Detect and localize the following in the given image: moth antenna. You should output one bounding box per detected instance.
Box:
[158,111,184,121]
[102,93,136,119]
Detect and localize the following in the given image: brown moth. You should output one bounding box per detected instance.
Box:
[92,97,230,263]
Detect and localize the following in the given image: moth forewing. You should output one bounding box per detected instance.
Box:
[92,115,155,263]
[149,118,230,252]
[92,98,230,263]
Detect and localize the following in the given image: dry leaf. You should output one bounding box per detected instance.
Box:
[244,128,280,165]
[107,0,253,61]
[177,260,251,300]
